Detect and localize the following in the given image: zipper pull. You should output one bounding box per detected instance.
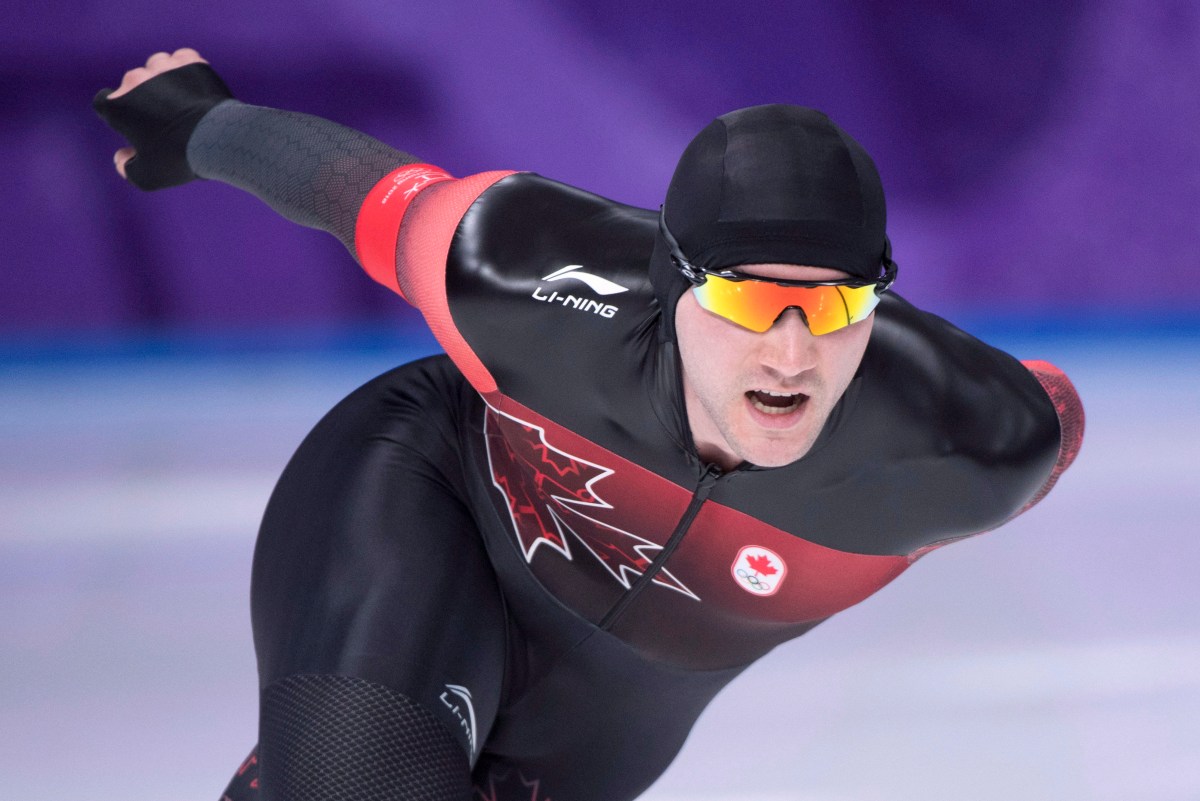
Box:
[698,463,722,489]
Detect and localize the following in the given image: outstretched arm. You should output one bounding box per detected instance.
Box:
[95,48,421,255]
[96,49,515,397]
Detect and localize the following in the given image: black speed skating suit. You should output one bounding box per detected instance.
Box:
[120,97,1084,801]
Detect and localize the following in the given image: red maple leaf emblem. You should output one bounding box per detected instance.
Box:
[484,405,698,599]
[747,553,777,576]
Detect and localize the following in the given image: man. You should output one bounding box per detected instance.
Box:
[95,49,1083,801]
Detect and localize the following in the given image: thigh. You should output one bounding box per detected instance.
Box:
[251,355,507,762]
[472,627,745,801]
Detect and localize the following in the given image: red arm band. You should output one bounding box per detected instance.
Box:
[354,164,454,299]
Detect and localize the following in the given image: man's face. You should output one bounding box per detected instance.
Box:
[674,263,874,470]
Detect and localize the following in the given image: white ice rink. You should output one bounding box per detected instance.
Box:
[2,328,1197,801]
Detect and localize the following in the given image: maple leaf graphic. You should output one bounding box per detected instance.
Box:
[747,553,777,576]
[484,404,699,600]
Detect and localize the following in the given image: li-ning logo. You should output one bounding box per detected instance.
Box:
[531,265,628,318]
[542,265,629,295]
[731,545,787,596]
[440,684,478,754]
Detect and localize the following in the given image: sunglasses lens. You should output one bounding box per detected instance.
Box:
[692,277,778,331]
[692,276,880,335]
[805,284,880,335]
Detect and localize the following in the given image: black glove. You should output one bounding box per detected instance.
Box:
[93,62,235,190]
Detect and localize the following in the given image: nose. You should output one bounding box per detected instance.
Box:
[758,308,817,377]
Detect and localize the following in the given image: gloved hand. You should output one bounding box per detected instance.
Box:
[93,48,234,190]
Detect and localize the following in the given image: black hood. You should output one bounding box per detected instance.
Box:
[650,104,889,339]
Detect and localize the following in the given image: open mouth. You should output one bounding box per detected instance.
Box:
[747,389,807,415]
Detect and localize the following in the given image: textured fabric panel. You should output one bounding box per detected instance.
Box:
[259,674,471,801]
[188,101,418,253]
[1016,360,1085,513]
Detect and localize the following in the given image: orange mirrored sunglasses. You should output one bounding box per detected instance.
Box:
[660,209,897,335]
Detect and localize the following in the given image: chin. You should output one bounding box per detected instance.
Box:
[737,436,819,468]
[744,452,806,469]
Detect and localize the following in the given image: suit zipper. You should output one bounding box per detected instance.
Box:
[598,463,722,631]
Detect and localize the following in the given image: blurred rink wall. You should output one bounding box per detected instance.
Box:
[3,0,1198,335]
[2,2,1199,801]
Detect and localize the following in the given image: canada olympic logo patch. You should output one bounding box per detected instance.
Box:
[731,545,786,596]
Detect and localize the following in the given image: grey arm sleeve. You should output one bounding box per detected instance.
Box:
[186,100,421,254]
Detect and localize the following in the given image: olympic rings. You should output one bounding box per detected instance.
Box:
[735,567,772,592]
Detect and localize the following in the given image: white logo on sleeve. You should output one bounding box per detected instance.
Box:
[530,265,628,319]
[541,265,630,295]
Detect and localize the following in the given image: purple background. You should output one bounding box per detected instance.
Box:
[3,0,1198,336]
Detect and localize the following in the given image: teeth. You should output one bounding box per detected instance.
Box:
[749,390,803,415]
